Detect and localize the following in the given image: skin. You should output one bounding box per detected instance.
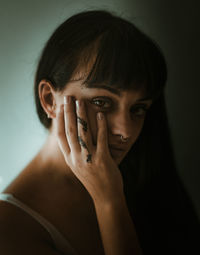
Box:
[1,75,152,254]
[37,77,153,187]
[38,76,152,254]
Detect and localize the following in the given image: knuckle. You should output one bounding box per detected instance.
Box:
[99,130,105,140]
[66,126,74,135]
[64,105,71,113]
[74,158,84,171]
[74,159,81,169]
[95,156,103,167]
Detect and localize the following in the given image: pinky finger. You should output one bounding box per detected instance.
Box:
[96,112,109,156]
[56,104,70,156]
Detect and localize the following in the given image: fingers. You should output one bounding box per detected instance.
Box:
[57,96,107,165]
[56,104,70,155]
[75,99,94,162]
[96,112,109,156]
[64,96,80,152]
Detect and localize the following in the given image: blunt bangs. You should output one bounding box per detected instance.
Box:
[70,22,167,100]
[34,10,168,129]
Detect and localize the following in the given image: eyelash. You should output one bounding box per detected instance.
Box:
[90,98,149,117]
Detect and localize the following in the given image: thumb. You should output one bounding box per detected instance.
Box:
[96,112,109,156]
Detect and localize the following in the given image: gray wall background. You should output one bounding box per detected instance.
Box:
[0,0,199,218]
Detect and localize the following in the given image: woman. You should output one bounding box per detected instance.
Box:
[0,10,199,255]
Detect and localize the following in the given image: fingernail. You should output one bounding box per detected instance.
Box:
[64,96,70,104]
[75,100,79,110]
[64,96,67,104]
[97,112,103,120]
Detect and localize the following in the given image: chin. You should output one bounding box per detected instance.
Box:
[111,154,124,165]
[116,159,122,165]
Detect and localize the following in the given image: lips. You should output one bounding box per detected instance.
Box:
[109,146,125,152]
[109,147,125,159]
[93,142,126,152]
[109,145,126,151]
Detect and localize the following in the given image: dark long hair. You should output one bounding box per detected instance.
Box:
[34,10,166,129]
[34,10,199,253]
[34,8,168,197]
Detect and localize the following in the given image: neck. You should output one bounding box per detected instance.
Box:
[35,131,77,182]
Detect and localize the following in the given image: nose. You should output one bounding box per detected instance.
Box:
[107,110,133,139]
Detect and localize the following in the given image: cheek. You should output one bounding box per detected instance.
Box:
[130,119,145,143]
[85,102,146,146]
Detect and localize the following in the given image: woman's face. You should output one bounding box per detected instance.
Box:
[54,78,153,165]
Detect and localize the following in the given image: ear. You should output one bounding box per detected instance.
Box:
[38,79,57,119]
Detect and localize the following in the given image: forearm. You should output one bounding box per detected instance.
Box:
[94,195,143,255]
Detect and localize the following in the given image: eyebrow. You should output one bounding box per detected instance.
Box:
[82,84,153,102]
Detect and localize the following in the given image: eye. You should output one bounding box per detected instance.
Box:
[90,98,149,117]
[131,105,148,117]
[90,98,112,109]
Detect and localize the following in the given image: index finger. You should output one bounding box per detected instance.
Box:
[56,104,70,155]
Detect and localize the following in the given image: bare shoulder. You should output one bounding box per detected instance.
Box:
[0,165,59,249]
[0,193,52,240]
[0,163,79,230]
[0,160,99,254]
[0,201,63,255]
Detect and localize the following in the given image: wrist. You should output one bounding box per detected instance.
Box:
[93,191,127,210]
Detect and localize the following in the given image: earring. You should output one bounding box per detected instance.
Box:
[47,104,56,119]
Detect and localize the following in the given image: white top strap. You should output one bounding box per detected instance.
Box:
[0,193,77,255]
